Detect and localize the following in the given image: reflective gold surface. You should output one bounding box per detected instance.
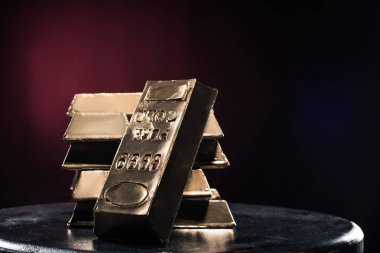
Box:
[72,171,108,200]
[63,85,235,235]
[67,93,141,117]
[195,142,230,169]
[72,170,212,200]
[67,92,223,138]
[62,141,229,170]
[203,111,223,139]
[183,169,211,198]
[170,229,235,252]
[210,188,221,200]
[94,79,218,242]
[64,113,128,141]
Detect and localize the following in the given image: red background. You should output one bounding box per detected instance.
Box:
[0,1,378,251]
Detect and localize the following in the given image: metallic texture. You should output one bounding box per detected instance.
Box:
[62,142,119,169]
[194,142,230,169]
[72,170,211,201]
[64,112,222,142]
[67,92,223,139]
[174,200,236,228]
[210,188,221,200]
[72,171,108,200]
[183,169,211,198]
[62,141,228,170]
[67,93,141,117]
[64,113,129,141]
[94,79,217,243]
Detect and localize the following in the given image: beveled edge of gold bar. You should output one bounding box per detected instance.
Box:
[63,163,110,170]
[195,143,230,169]
[70,171,79,191]
[67,92,142,117]
[66,93,224,139]
[210,188,221,200]
[64,112,129,141]
[72,171,108,200]
[183,169,211,198]
[72,169,213,200]
[203,111,223,139]
[173,200,236,229]
[62,142,229,170]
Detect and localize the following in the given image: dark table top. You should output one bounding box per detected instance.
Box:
[0,202,363,253]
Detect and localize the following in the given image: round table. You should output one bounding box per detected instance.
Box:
[0,202,363,252]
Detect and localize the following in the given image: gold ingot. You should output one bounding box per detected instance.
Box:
[66,93,223,139]
[64,113,128,141]
[72,169,211,200]
[62,141,229,170]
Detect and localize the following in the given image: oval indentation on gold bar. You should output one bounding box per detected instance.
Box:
[104,182,148,207]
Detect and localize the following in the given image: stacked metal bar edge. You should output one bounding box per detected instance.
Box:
[62,81,235,238]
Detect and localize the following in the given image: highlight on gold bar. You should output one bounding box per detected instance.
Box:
[67,92,223,139]
[203,111,223,139]
[64,112,221,141]
[67,93,141,117]
[72,170,212,201]
[94,79,218,243]
[183,169,211,198]
[210,188,221,200]
[64,113,129,141]
[72,171,108,200]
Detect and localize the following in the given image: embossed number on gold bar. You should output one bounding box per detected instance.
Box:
[94,79,217,243]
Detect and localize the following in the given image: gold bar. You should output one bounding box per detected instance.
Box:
[72,171,108,200]
[62,141,229,170]
[203,111,223,139]
[194,143,230,169]
[67,93,223,139]
[173,200,236,228]
[67,93,141,117]
[183,169,211,198]
[64,113,221,141]
[210,188,221,200]
[72,169,211,200]
[94,79,217,242]
[64,113,128,141]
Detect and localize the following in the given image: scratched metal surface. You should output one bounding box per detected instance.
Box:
[0,203,363,253]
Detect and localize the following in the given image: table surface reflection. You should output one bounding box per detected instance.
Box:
[0,202,363,253]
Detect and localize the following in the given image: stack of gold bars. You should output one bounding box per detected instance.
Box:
[62,79,235,243]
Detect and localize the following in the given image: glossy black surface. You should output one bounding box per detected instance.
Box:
[0,203,363,253]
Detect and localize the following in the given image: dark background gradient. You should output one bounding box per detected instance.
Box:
[0,1,378,251]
